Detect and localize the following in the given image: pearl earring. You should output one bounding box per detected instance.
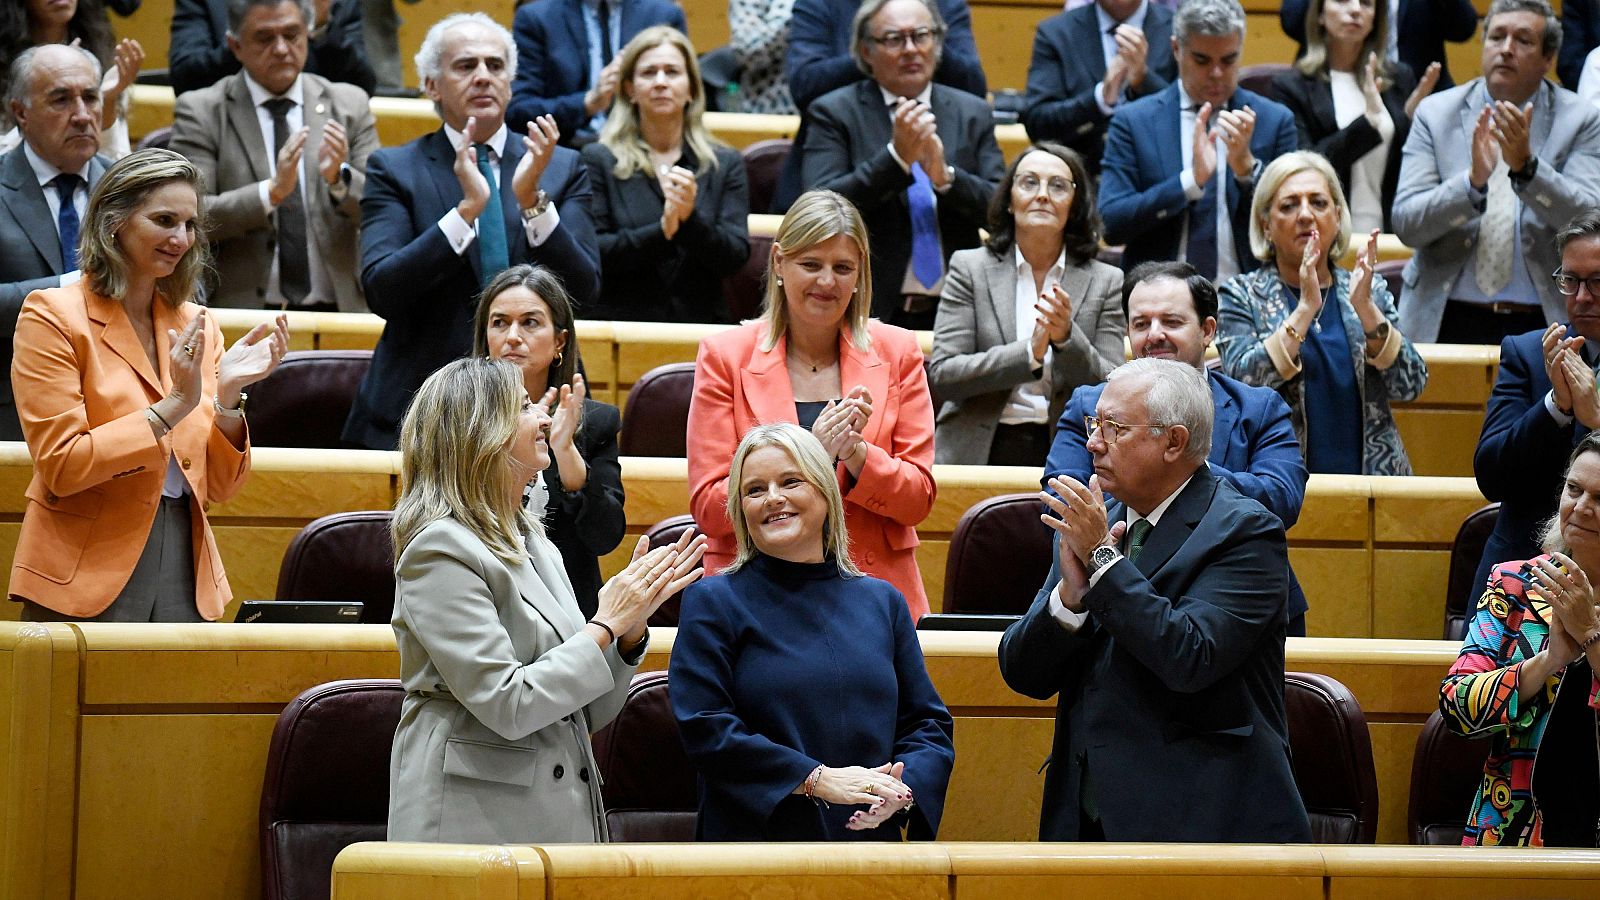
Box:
[776,275,785,286]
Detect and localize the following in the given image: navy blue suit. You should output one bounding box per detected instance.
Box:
[168,0,377,95]
[1279,0,1478,91]
[1472,328,1590,602]
[1562,0,1600,91]
[772,0,988,212]
[999,466,1313,843]
[506,0,687,141]
[1098,84,1298,278]
[1047,370,1310,630]
[1021,3,1176,173]
[670,555,954,840]
[344,128,599,450]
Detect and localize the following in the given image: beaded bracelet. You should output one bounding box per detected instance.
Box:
[1582,630,1600,653]
[803,765,826,807]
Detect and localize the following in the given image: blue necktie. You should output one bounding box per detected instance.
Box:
[475,144,510,287]
[908,162,941,290]
[52,173,81,271]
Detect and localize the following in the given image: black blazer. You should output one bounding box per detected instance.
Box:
[1270,65,1416,232]
[167,0,376,95]
[800,81,1005,320]
[579,142,750,322]
[998,467,1314,843]
[344,128,600,450]
[539,398,626,620]
[1279,0,1478,90]
[1021,2,1176,172]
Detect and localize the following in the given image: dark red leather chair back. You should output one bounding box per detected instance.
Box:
[741,138,791,215]
[260,679,402,900]
[644,515,701,627]
[1407,709,1488,845]
[276,511,396,624]
[619,363,697,458]
[1284,671,1380,843]
[591,671,699,841]
[944,493,1053,615]
[1445,503,1500,640]
[1238,63,1291,102]
[1375,258,1407,306]
[247,351,372,448]
[722,233,774,323]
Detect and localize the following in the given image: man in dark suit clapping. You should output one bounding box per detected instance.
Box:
[344,12,599,450]
[1000,356,1313,843]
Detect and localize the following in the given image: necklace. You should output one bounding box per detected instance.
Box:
[787,347,836,374]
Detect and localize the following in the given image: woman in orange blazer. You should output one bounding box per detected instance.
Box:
[8,149,288,621]
[687,190,937,618]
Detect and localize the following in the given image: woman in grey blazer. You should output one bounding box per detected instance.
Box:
[386,357,705,845]
[928,143,1125,466]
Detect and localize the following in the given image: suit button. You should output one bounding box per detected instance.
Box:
[45,492,59,504]
[181,457,192,470]
[579,767,590,783]
[553,765,565,780]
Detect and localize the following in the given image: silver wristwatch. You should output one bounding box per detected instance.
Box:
[1089,545,1121,577]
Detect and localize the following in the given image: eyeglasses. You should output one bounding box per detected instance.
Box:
[867,26,942,50]
[1085,414,1171,445]
[1015,173,1075,200]
[1552,268,1600,297]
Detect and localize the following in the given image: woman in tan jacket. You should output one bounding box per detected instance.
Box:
[8,148,288,621]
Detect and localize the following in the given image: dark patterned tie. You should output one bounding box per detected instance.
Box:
[263,98,309,305]
[1127,518,1153,562]
[51,173,82,270]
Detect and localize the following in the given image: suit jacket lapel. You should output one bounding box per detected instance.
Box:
[1154,86,1183,184]
[1,148,63,271]
[858,81,895,160]
[423,128,486,286]
[562,0,590,71]
[1130,468,1214,578]
[841,332,892,447]
[1058,263,1094,338]
[985,252,1018,344]
[516,537,584,639]
[739,334,799,426]
[87,289,163,396]
[1208,375,1238,468]
[226,76,272,183]
[1073,8,1108,83]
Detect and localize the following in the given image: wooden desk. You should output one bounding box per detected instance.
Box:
[0,623,1461,900]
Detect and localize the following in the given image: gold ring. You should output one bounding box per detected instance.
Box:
[864,784,875,795]
[183,344,195,358]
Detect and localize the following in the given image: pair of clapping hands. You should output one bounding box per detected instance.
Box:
[1038,474,1117,613]
[811,386,874,473]
[889,97,952,189]
[1543,323,1600,427]
[806,761,915,830]
[595,528,708,643]
[1528,554,1600,663]
[657,163,698,239]
[1470,98,1538,188]
[1290,227,1385,329]
[450,114,563,222]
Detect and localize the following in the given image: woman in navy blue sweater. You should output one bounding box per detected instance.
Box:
[669,423,954,840]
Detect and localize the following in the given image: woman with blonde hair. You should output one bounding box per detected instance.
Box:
[671,423,953,840]
[582,25,750,322]
[1216,150,1426,476]
[387,356,704,844]
[686,189,937,618]
[9,147,288,621]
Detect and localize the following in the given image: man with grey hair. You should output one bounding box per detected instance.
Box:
[344,12,598,451]
[1393,0,1600,344]
[1,45,110,441]
[1000,356,1311,843]
[170,0,376,95]
[1098,0,1296,282]
[800,0,1003,330]
[170,0,379,311]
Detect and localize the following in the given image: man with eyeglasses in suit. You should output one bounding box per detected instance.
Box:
[1472,212,1600,608]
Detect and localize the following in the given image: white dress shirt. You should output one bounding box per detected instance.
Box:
[1176,81,1241,281]
[436,121,561,254]
[1048,473,1195,630]
[999,246,1062,425]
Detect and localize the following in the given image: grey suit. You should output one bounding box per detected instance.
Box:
[0,145,108,440]
[929,247,1125,464]
[170,72,378,311]
[387,518,639,844]
[1392,79,1600,342]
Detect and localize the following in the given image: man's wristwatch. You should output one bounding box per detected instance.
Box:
[1089,545,1121,578]
[522,190,551,220]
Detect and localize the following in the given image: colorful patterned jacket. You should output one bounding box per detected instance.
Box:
[1440,556,1600,846]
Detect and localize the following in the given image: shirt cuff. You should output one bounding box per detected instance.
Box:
[1047,582,1090,631]
[1546,389,1577,426]
[438,208,476,255]
[258,180,273,212]
[886,141,912,174]
[1095,80,1117,116]
[618,627,650,666]
[1182,168,1202,201]
[523,203,561,247]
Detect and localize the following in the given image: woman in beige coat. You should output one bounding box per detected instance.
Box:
[386,357,704,844]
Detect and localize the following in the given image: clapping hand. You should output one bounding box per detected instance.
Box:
[1558,348,1600,429]
[1031,284,1074,363]
[452,116,491,223]
[218,313,290,401]
[595,530,709,639]
[811,386,873,463]
[585,56,621,116]
[847,762,914,830]
[1490,100,1535,174]
[1404,62,1442,119]
[540,372,587,458]
[101,38,143,128]
[165,311,209,416]
[1469,106,1500,190]
[1191,102,1217,187]
[1541,322,1585,414]
[1360,53,1386,119]
[1530,553,1599,661]
[891,98,939,174]
[1039,475,1122,612]
[658,165,698,239]
[1348,228,1381,322]
[317,119,349,187]
[268,127,309,207]
[1113,24,1149,90]
[1214,105,1258,179]
[512,115,560,210]
[1296,225,1325,321]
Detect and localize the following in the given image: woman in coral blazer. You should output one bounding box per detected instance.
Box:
[687,190,937,618]
[8,149,288,621]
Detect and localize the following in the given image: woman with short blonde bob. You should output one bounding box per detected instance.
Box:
[671,423,954,840]
[1216,150,1427,476]
[387,356,704,845]
[8,147,288,621]
[582,25,749,322]
[686,189,937,618]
